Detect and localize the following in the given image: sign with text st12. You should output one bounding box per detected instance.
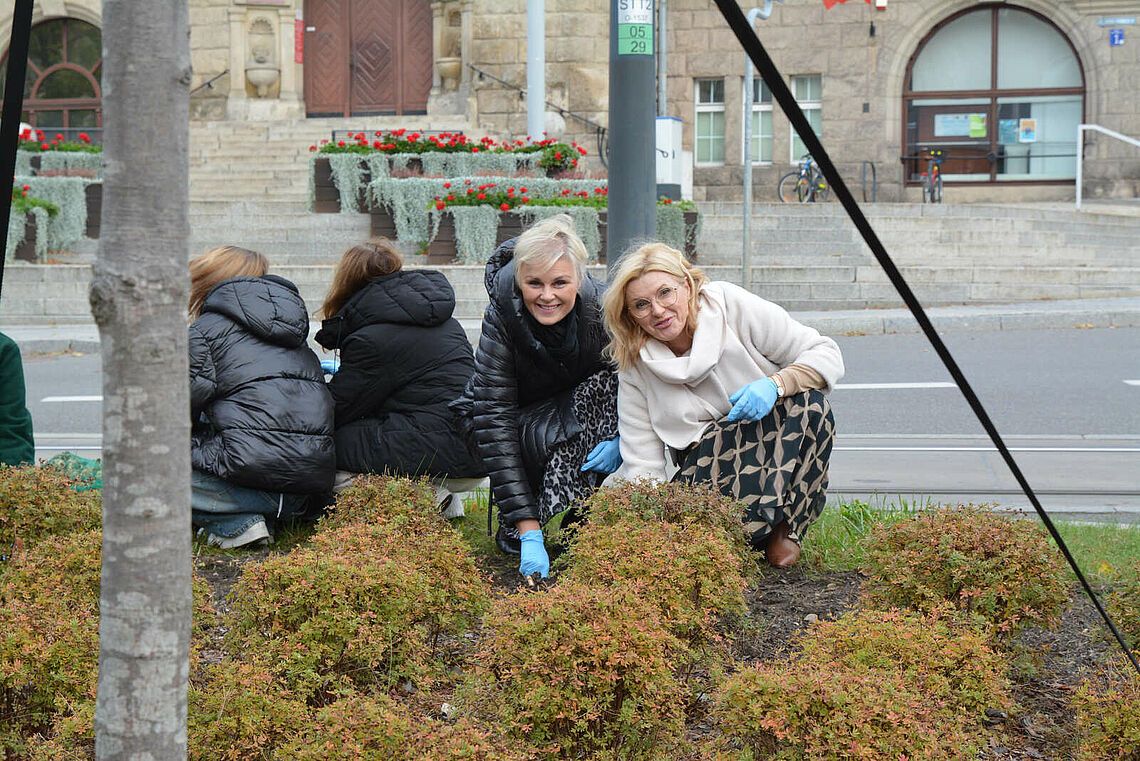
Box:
[617,0,654,56]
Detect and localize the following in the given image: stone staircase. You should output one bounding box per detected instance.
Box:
[3,118,1139,330]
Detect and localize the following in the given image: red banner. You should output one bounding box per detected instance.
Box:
[294,18,304,64]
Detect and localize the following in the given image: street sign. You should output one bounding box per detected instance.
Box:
[617,0,654,55]
[1110,28,1126,46]
[1097,16,1136,26]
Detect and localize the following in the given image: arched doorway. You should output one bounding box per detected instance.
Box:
[0,17,102,134]
[902,5,1084,185]
[303,0,433,117]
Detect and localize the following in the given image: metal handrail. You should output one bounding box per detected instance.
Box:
[1076,123,1140,210]
[190,69,228,96]
[467,63,609,167]
[860,160,877,202]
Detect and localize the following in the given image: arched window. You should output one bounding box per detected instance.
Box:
[0,18,102,133]
[903,5,1084,184]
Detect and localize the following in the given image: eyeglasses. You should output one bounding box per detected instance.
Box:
[628,284,681,318]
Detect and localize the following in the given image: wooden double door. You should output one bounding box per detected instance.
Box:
[303,0,433,117]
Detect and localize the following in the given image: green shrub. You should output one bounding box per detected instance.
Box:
[226,521,489,699]
[558,516,747,650]
[583,480,746,549]
[711,609,1012,760]
[0,531,102,754]
[188,659,311,761]
[0,465,101,557]
[28,700,95,760]
[275,693,528,760]
[1107,562,1140,648]
[862,505,1069,634]
[463,580,688,759]
[318,475,445,534]
[1074,655,1140,760]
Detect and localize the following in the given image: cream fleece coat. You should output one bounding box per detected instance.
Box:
[616,281,844,482]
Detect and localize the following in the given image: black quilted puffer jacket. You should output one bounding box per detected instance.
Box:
[315,269,484,479]
[189,275,336,494]
[465,240,610,527]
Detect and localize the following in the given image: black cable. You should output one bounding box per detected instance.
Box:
[0,0,36,302]
[712,0,1139,675]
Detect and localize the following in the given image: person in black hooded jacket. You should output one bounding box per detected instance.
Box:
[314,239,484,510]
[454,214,622,580]
[188,246,336,548]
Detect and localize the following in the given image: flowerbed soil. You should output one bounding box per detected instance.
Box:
[192,543,1117,760]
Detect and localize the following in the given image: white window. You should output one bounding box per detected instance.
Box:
[695,78,725,165]
[790,74,822,163]
[745,77,773,164]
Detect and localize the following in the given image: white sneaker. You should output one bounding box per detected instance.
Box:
[439,493,465,519]
[202,519,271,549]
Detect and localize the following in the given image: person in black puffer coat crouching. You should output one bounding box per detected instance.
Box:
[188,246,336,549]
[315,239,485,512]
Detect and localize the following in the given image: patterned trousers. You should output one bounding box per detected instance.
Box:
[673,390,835,548]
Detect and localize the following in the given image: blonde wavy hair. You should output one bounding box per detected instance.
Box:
[602,242,708,371]
[188,245,269,319]
[319,238,404,319]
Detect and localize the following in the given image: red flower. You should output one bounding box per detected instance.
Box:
[408,133,420,141]
[476,192,486,200]
[662,197,673,205]
[435,200,446,210]
[338,140,346,147]
[373,140,383,148]
[35,130,44,140]
[519,187,528,194]
[393,128,406,137]
[561,189,571,196]
[571,158,578,167]
[554,151,563,160]
[19,127,30,140]
[41,143,49,150]
[443,182,451,189]
[471,147,480,153]
[447,194,456,201]
[309,145,317,151]
[520,196,530,204]
[78,132,90,143]
[22,184,30,191]
[499,202,511,212]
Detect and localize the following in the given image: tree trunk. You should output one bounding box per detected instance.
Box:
[91,2,192,757]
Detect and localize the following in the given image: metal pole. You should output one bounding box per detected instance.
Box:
[526,0,545,139]
[607,0,657,275]
[742,4,776,291]
[1075,124,1083,211]
[657,0,668,116]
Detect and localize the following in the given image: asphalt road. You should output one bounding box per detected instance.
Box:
[22,326,1140,515]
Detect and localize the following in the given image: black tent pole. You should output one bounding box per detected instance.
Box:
[0,0,36,303]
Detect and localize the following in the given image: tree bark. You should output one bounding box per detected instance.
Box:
[92,2,192,757]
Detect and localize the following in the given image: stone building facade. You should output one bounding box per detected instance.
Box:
[2,0,1136,202]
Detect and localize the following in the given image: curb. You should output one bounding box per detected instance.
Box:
[7,297,1140,354]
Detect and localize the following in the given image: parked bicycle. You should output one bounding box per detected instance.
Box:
[778,154,830,203]
[920,148,945,204]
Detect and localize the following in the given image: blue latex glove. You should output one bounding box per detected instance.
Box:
[320,358,340,375]
[581,436,622,474]
[726,377,779,423]
[519,529,550,578]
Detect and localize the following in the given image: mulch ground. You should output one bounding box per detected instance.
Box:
[191,540,1121,760]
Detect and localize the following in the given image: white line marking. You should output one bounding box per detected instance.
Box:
[834,382,956,390]
[41,395,102,403]
[1125,380,1140,386]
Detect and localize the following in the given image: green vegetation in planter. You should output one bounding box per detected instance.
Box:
[446,205,500,263]
[311,129,588,172]
[657,197,700,257]
[710,608,1012,760]
[327,152,369,213]
[275,693,527,761]
[1073,655,1140,760]
[516,204,603,260]
[18,176,92,249]
[463,580,689,759]
[0,464,100,557]
[861,504,1069,635]
[38,151,103,178]
[6,206,50,262]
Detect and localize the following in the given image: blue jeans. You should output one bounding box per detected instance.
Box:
[191,470,310,539]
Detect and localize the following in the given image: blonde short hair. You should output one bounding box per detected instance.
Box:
[602,242,707,371]
[513,213,588,287]
[188,245,269,319]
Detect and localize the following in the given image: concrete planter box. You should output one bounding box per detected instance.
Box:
[312,156,368,213]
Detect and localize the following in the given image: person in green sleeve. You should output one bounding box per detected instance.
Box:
[0,332,35,466]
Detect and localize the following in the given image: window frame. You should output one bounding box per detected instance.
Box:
[789,74,822,165]
[901,4,1085,186]
[694,77,726,166]
[744,77,773,165]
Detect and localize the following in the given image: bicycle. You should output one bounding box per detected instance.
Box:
[778,154,830,203]
[920,148,945,204]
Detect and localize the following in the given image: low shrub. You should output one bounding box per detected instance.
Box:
[0,465,101,558]
[582,480,747,553]
[1106,562,1140,648]
[225,521,489,699]
[188,659,311,761]
[862,505,1069,634]
[557,516,747,650]
[275,693,528,760]
[464,580,688,759]
[711,608,1012,760]
[1073,655,1140,760]
[318,475,445,534]
[0,530,102,754]
[28,700,95,760]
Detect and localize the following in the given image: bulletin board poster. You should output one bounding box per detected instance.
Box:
[999,118,1019,144]
[1018,118,1037,143]
[934,113,987,138]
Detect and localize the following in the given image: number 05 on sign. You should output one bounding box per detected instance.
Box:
[617,0,654,56]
